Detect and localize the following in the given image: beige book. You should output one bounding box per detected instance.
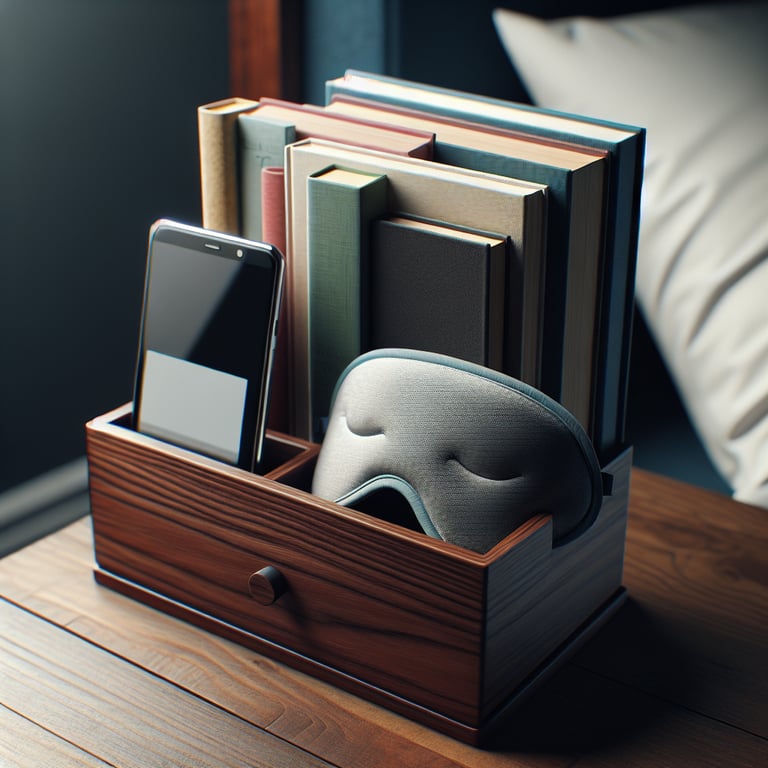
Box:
[197,97,258,234]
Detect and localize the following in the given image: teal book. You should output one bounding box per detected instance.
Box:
[306,166,388,439]
[238,112,296,241]
[370,216,508,373]
[326,96,607,432]
[326,70,645,462]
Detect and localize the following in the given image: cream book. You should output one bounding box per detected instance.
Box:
[285,138,547,439]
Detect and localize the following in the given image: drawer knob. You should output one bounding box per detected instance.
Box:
[248,566,287,605]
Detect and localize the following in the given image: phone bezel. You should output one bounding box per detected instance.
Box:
[132,219,284,472]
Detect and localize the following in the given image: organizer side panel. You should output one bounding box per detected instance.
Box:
[482,449,631,718]
[86,421,488,725]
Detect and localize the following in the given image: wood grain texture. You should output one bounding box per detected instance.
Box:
[86,409,489,726]
[483,450,630,719]
[0,703,112,768]
[0,600,333,768]
[575,469,768,738]
[0,520,565,768]
[104,403,319,484]
[486,663,768,766]
[229,0,301,101]
[2,460,766,765]
[85,406,628,737]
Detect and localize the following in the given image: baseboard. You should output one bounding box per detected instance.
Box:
[0,457,90,556]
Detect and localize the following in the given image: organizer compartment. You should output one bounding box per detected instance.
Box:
[87,402,630,744]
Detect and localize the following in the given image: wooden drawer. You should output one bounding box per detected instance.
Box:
[86,403,630,745]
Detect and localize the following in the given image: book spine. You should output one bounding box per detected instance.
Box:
[239,115,296,241]
[306,169,388,439]
[197,98,257,233]
[262,166,287,254]
[593,133,645,462]
[433,142,573,392]
[486,240,506,372]
[262,166,290,434]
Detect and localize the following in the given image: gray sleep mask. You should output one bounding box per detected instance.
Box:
[311,349,607,553]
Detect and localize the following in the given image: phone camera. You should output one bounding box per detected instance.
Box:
[236,248,244,258]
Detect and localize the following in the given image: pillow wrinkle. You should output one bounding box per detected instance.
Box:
[690,250,768,349]
[493,2,768,507]
[638,187,710,322]
[729,388,768,444]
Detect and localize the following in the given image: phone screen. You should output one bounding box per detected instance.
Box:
[134,221,282,470]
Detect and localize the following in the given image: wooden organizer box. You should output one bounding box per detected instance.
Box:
[86,402,631,746]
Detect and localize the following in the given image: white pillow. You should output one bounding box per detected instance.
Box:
[493,2,768,508]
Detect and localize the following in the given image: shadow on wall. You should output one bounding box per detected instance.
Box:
[625,312,730,495]
[0,0,229,495]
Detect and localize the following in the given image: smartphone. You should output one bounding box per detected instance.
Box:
[133,219,284,471]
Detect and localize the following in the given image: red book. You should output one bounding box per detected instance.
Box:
[251,97,435,159]
[261,166,290,434]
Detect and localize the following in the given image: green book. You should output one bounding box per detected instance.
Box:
[307,166,388,439]
[238,112,296,241]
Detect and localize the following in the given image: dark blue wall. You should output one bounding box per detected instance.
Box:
[1,0,727,497]
[299,0,729,495]
[299,0,704,108]
[301,0,523,108]
[0,0,229,492]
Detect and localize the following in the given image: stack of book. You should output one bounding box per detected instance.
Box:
[197,71,644,463]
